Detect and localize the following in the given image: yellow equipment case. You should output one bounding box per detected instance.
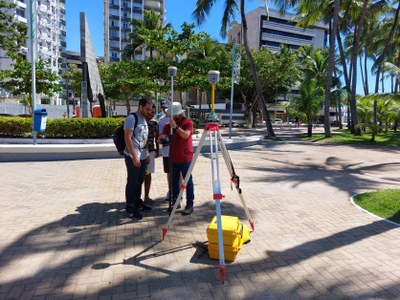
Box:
[207,215,244,262]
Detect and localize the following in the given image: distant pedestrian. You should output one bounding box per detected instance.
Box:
[143,104,159,204]
[123,98,153,220]
[295,117,300,128]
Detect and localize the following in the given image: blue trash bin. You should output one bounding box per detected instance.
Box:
[33,108,48,132]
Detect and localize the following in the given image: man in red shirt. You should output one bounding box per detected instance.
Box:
[158,102,194,215]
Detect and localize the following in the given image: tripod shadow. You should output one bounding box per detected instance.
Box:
[92,240,214,275]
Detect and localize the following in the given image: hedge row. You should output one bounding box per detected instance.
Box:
[0,116,124,138]
[0,116,200,138]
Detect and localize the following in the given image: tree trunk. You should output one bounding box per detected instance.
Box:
[360,55,365,94]
[336,32,351,95]
[324,0,339,139]
[239,88,252,126]
[251,104,257,128]
[350,0,369,136]
[371,0,400,141]
[307,122,313,137]
[374,0,400,95]
[240,0,275,136]
[126,98,131,115]
[363,53,369,95]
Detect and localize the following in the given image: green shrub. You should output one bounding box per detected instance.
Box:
[0,116,198,138]
[0,116,124,139]
[0,116,32,137]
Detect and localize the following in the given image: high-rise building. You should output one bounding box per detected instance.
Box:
[0,0,67,105]
[103,0,165,63]
[228,7,328,119]
[228,8,327,51]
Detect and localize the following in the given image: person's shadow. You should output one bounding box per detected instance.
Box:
[59,202,129,231]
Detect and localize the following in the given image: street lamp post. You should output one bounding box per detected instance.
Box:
[167,66,177,212]
[66,78,70,118]
[30,0,37,144]
[155,79,165,118]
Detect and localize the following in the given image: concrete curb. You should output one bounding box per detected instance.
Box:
[0,135,263,162]
[350,193,400,227]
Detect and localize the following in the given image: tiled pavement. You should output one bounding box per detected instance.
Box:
[1,126,400,299]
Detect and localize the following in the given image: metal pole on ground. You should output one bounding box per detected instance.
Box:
[30,0,37,144]
[229,44,236,139]
[167,67,177,212]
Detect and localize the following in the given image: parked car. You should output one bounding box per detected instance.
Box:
[330,120,341,126]
[274,118,283,124]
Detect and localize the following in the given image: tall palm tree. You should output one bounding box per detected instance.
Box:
[193,0,276,136]
[273,0,340,138]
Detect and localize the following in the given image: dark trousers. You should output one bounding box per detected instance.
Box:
[124,156,146,211]
[172,161,194,207]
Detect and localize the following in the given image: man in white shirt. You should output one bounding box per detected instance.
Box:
[158,101,171,199]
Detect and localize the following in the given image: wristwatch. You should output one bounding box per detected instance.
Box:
[174,125,180,130]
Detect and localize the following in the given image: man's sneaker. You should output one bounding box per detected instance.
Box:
[127,210,143,220]
[182,205,193,215]
[144,198,154,206]
[164,191,171,202]
[140,203,152,211]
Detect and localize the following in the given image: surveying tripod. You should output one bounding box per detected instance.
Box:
[161,121,255,284]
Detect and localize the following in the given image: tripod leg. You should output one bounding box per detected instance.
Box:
[210,130,226,283]
[162,129,208,239]
[217,131,255,231]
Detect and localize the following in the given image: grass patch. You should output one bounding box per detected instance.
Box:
[303,129,400,147]
[354,189,400,224]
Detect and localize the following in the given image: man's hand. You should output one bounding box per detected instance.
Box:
[132,155,141,167]
[158,134,166,143]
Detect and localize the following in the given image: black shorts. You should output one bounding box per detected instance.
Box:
[163,157,170,173]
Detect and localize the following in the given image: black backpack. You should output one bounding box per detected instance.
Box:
[113,112,138,156]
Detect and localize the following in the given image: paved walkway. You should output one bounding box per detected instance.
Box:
[1,126,400,299]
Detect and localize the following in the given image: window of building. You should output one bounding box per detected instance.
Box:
[265,16,297,27]
[262,28,313,41]
[16,8,25,18]
[261,40,300,50]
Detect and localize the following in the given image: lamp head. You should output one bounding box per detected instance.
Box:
[168,66,177,77]
[208,70,220,84]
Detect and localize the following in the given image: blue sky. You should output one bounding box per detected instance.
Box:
[65,0,263,55]
[65,1,391,95]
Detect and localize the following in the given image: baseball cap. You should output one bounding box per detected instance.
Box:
[161,100,170,108]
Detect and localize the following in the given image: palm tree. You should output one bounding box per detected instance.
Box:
[290,76,324,137]
[122,10,171,60]
[193,0,276,136]
[273,0,340,138]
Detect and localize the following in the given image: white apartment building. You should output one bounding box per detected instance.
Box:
[0,0,28,72]
[228,7,328,51]
[0,0,67,105]
[103,0,165,63]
